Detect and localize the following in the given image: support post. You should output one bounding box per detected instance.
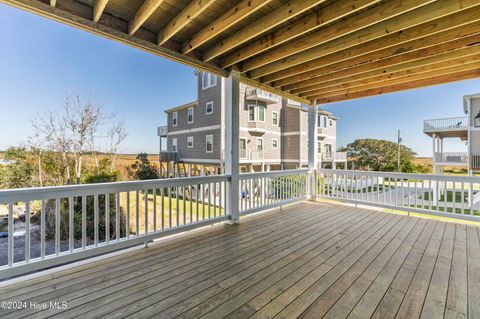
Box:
[308,102,318,201]
[225,71,240,224]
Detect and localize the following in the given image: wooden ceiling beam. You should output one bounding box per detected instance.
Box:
[220,0,379,68]
[244,0,433,75]
[128,0,165,36]
[247,0,480,79]
[303,52,480,99]
[312,69,480,104]
[202,0,327,62]
[93,0,109,23]
[182,0,273,54]
[265,6,480,85]
[289,34,480,95]
[157,0,216,46]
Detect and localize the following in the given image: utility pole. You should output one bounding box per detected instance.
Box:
[397,130,401,172]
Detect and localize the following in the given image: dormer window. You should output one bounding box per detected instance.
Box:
[475,111,480,127]
[202,72,217,90]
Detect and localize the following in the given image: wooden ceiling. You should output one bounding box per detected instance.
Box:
[2,0,480,105]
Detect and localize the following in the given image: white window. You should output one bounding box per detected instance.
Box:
[329,119,333,127]
[257,138,263,151]
[206,135,213,153]
[172,138,177,152]
[258,105,266,122]
[202,72,217,90]
[317,114,321,127]
[248,105,256,121]
[187,107,194,123]
[272,111,279,126]
[206,101,213,114]
[172,112,178,126]
[317,141,322,153]
[187,136,194,148]
[272,139,278,149]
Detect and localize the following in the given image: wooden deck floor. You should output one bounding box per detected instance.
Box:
[1,201,479,319]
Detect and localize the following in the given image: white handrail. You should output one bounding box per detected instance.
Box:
[423,116,468,131]
[0,175,229,278]
[316,169,480,222]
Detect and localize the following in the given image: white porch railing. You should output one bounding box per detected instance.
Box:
[239,169,309,216]
[434,152,468,164]
[0,175,229,279]
[239,149,264,161]
[157,126,168,136]
[423,116,468,131]
[322,152,347,162]
[316,169,480,222]
[3,167,480,279]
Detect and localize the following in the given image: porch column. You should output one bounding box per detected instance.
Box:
[225,70,240,224]
[308,102,318,200]
[432,134,438,203]
[432,134,437,174]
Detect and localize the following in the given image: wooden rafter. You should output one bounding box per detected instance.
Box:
[221,0,379,68]
[93,0,108,23]
[157,0,216,46]
[2,0,480,106]
[202,0,327,62]
[263,4,480,84]
[313,69,480,104]
[182,0,273,54]
[303,51,480,98]
[129,0,165,36]
[247,0,480,79]
[290,34,480,95]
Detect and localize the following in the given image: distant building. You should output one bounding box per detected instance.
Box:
[158,71,345,175]
[423,93,480,175]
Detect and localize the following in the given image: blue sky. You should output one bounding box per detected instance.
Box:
[1,3,480,156]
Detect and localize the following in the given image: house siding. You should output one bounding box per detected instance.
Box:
[162,71,339,167]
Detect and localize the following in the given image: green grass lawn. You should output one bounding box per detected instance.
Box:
[422,190,468,203]
[120,191,224,235]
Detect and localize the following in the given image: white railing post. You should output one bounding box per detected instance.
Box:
[224,70,240,224]
[308,102,317,200]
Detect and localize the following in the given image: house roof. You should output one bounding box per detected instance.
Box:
[164,101,198,113]
[5,0,480,105]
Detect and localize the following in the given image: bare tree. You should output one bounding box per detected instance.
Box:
[31,93,126,185]
[107,122,128,172]
[64,95,106,184]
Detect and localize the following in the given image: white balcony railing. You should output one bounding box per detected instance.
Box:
[316,169,480,223]
[157,126,168,136]
[287,99,301,107]
[246,88,278,103]
[423,116,468,131]
[317,127,328,136]
[239,149,264,161]
[434,152,468,164]
[321,152,347,162]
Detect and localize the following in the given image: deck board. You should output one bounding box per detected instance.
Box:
[0,201,477,319]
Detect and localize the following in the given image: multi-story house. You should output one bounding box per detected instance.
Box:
[158,71,346,175]
[423,93,480,175]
